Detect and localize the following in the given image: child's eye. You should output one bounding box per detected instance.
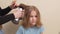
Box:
[35,16,37,17]
[30,16,33,17]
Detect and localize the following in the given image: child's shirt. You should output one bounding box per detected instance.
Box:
[16,26,44,34]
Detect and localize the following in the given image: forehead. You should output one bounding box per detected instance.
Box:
[30,10,37,15]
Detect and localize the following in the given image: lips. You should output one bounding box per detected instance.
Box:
[32,20,36,23]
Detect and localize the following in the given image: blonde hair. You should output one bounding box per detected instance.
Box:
[22,6,42,28]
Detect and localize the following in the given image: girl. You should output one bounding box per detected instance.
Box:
[16,6,44,34]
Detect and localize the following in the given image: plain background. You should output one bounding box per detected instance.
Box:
[0,0,60,34]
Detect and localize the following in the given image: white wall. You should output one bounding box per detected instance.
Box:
[0,0,60,34]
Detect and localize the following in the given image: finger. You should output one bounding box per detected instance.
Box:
[12,0,16,5]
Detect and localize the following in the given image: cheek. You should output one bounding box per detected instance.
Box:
[29,17,33,24]
[29,18,32,22]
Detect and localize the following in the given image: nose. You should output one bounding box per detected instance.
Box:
[32,17,36,21]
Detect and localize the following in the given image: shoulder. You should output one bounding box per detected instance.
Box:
[16,26,24,34]
[38,26,44,32]
[18,26,24,30]
[40,26,44,29]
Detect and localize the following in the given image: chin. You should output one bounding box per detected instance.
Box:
[32,23,36,25]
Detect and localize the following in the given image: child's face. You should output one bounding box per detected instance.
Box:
[29,10,37,26]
